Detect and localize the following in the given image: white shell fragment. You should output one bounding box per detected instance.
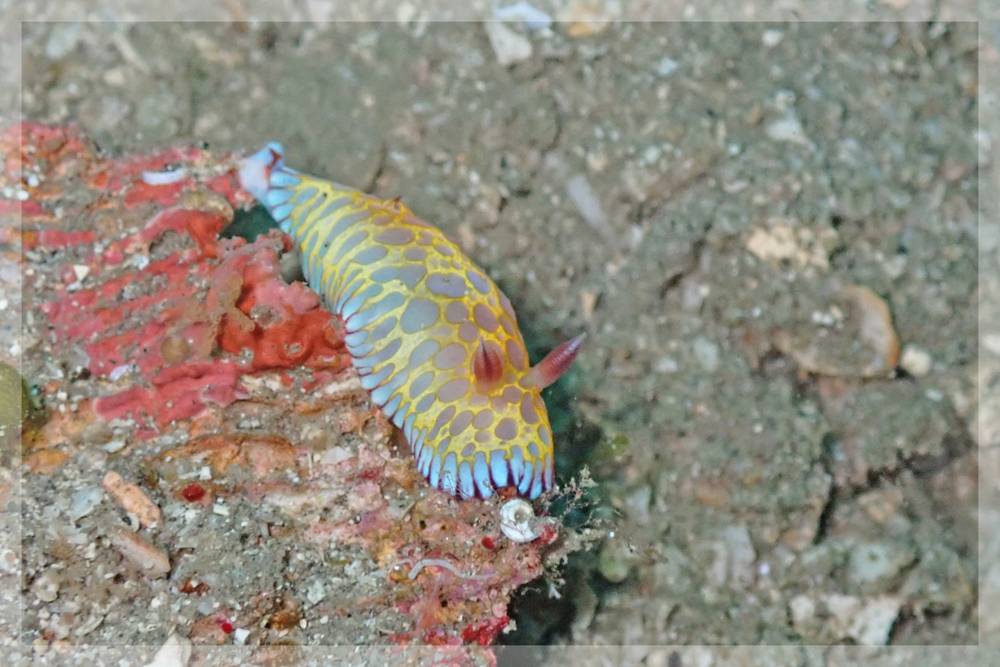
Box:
[141,167,188,186]
[142,631,192,667]
[500,498,539,543]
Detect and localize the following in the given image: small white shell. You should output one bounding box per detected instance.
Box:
[500,498,539,543]
[141,167,188,185]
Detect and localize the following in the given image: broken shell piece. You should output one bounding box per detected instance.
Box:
[500,498,539,543]
[773,285,900,379]
[108,528,170,578]
[102,471,162,527]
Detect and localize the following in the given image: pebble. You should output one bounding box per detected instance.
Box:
[824,594,901,644]
[44,22,83,60]
[654,356,678,373]
[762,29,784,47]
[31,570,60,602]
[623,484,652,525]
[844,285,900,375]
[766,113,811,146]
[678,647,714,667]
[306,579,326,604]
[789,594,816,634]
[975,129,991,167]
[493,1,553,29]
[654,56,678,76]
[899,344,932,377]
[566,174,610,237]
[982,561,1000,635]
[848,539,916,585]
[101,439,126,453]
[560,0,616,37]
[102,471,162,527]
[73,613,104,637]
[484,21,533,67]
[598,536,634,583]
[640,145,662,165]
[721,524,757,589]
[0,548,18,574]
[692,336,720,372]
[108,528,171,578]
[69,487,104,522]
[142,632,191,667]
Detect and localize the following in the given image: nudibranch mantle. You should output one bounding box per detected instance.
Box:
[238,142,582,500]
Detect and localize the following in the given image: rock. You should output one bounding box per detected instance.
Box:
[108,528,171,578]
[767,113,812,147]
[484,21,533,67]
[69,487,104,522]
[102,471,162,527]
[565,174,610,234]
[774,285,900,378]
[692,336,720,372]
[899,344,933,377]
[824,594,901,644]
[623,485,652,525]
[762,29,784,47]
[31,570,60,602]
[0,548,18,574]
[45,22,84,60]
[493,1,553,29]
[746,222,838,269]
[981,560,1000,636]
[721,524,757,589]
[848,539,916,586]
[654,57,678,76]
[789,594,816,635]
[598,536,634,583]
[654,356,678,373]
[142,632,192,667]
[559,0,618,37]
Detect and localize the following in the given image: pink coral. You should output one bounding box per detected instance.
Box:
[7,123,579,657]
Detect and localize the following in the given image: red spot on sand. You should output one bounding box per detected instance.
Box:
[461,617,509,645]
[181,483,206,502]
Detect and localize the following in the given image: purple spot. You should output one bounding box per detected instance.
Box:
[473,303,499,332]
[437,378,470,402]
[449,410,475,437]
[473,409,494,429]
[400,298,440,334]
[520,393,539,424]
[495,418,517,441]
[375,227,416,245]
[445,302,469,324]
[426,272,469,298]
[506,339,527,370]
[433,343,467,370]
[466,269,492,295]
[459,321,479,342]
[404,246,427,262]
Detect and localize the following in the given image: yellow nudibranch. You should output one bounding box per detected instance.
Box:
[239,143,583,500]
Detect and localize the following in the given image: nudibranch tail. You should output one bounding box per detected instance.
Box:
[238,143,584,501]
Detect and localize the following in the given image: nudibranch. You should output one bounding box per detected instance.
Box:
[238,143,583,500]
